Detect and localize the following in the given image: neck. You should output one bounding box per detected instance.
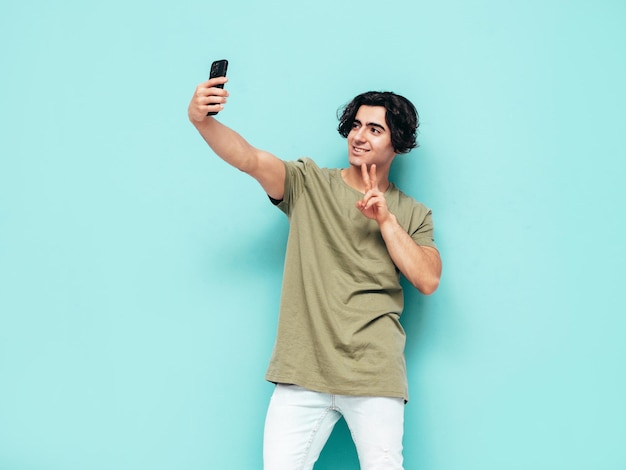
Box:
[341,166,391,193]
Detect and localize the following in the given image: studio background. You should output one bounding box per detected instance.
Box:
[1,1,625,469]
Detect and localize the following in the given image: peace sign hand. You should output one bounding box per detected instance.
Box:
[356,163,392,225]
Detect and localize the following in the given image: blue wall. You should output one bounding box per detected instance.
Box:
[1,1,625,469]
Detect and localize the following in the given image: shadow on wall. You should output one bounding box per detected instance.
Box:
[206,212,289,278]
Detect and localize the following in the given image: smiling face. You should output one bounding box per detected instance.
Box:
[347,105,397,172]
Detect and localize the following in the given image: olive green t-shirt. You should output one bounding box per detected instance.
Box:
[264,158,437,401]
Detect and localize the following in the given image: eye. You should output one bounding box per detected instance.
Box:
[351,121,360,129]
[371,127,381,134]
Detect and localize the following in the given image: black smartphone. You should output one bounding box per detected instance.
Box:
[207,59,228,116]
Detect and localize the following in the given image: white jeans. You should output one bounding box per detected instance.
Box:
[263,384,405,470]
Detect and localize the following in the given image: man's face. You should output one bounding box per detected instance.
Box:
[347,105,396,171]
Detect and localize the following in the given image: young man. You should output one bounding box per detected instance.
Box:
[188,74,441,470]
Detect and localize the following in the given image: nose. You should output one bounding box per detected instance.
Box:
[353,127,366,143]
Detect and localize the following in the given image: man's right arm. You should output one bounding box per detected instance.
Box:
[188,77,285,201]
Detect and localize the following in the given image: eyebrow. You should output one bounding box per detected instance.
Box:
[354,119,387,132]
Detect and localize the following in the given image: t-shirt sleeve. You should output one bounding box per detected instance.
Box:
[273,158,310,216]
[409,206,438,249]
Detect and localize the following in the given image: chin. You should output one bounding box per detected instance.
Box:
[349,151,369,163]
[348,156,366,167]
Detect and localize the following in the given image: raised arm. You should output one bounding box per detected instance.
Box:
[356,164,442,295]
[188,77,285,200]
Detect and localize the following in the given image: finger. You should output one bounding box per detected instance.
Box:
[196,78,229,92]
[192,100,226,118]
[200,94,228,105]
[362,191,377,206]
[369,164,378,190]
[191,88,228,107]
[365,195,387,213]
[361,163,371,191]
[207,76,229,88]
[196,87,229,100]
[205,103,225,115]
[356,194,370,208]
[192,95,227,115]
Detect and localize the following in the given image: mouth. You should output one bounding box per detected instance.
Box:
[352,146,369,154]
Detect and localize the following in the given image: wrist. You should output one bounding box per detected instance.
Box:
[378,213,398,231]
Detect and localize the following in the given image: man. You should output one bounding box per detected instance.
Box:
[188,73,441,470]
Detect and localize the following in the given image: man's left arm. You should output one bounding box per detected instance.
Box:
[356,163,442,295]
[378,218,442,295]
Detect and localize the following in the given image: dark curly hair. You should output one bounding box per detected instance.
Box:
[337,91,419,154]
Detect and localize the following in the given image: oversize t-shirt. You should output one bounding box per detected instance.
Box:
[265,158,437,401]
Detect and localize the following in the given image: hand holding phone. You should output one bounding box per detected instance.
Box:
[207,59,228,116]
